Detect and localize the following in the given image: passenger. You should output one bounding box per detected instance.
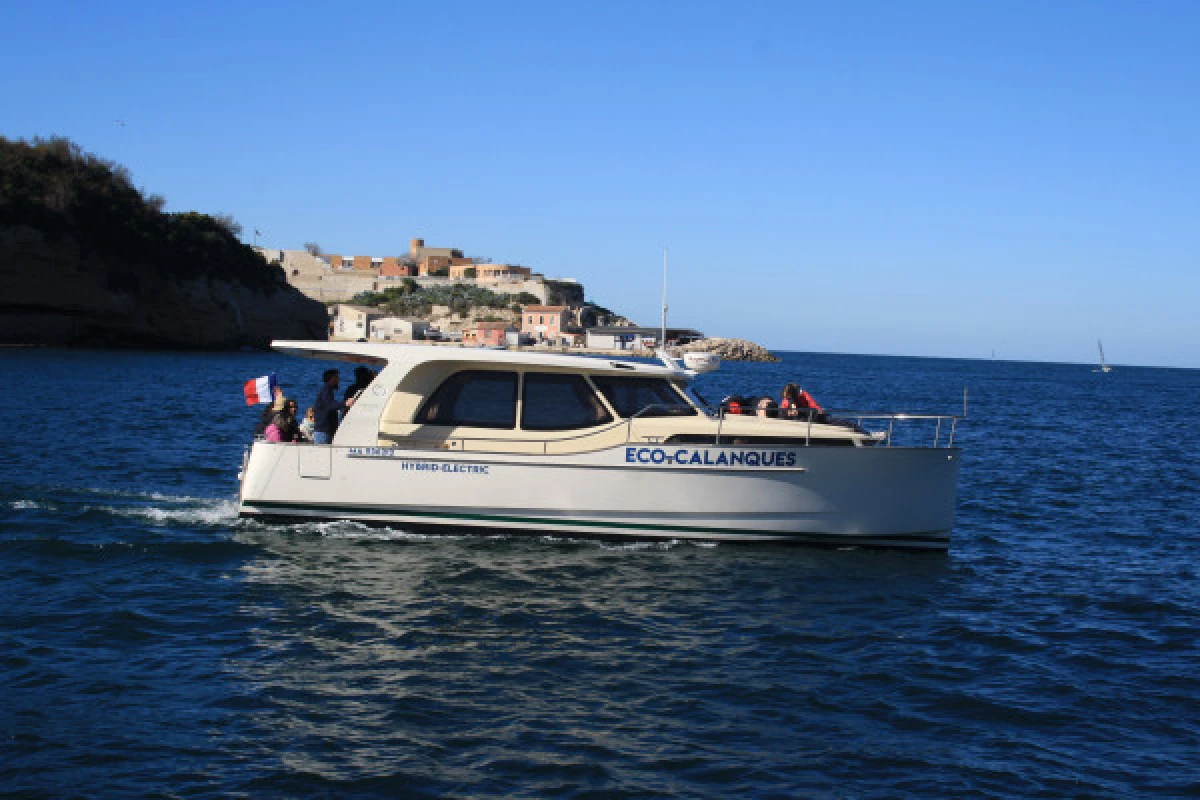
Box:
[756,397,778,418]
[254,386,286,437]
[781,383,824,420]
[266,399,303,443]
[721,395,746,416]
[780,383,802,419]
[299,407,316,441]
[313,369,355,445]
[344,366,376,403]
[797,388,824,418]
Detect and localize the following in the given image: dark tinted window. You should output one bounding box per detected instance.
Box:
[591,376,696,418]
[521,373,613,430]
[416,371,517,428]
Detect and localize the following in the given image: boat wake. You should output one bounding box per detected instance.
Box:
[5,488,241,529]
[7,487,713,551]
[238,516,456,541]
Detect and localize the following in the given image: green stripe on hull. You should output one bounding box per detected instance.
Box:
[239,500,950,548]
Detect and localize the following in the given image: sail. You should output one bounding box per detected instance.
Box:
[1096,340,1112,373]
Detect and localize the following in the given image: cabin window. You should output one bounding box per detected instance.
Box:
[591,376,697,418]
[521,373,613,431]
[415,370,517,428]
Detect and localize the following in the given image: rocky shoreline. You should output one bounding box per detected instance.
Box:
[678,337,779,362]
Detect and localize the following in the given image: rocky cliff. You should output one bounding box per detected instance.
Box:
[0,226,329,348]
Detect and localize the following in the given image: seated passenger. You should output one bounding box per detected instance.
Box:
[781,383,825,422]
[780,383,801,419]
[721,395,751,416]
[265,398,303,442]
[756,397,778,418]
[299,407,316,441]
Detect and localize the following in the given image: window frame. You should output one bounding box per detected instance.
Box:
[414,369,519,429]
[590,375,698,419]
[519,372,614,432]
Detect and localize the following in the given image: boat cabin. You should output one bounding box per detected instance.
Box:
[275,342,876,455]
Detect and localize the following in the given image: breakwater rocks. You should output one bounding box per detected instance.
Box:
[0,227,328,349]
[679,337,779,362]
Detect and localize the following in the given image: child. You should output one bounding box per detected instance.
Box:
[299,407,316,441]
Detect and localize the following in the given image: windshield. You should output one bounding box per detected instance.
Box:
[591,376,697,418]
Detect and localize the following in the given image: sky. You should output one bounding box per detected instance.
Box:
[2,0,1198,367]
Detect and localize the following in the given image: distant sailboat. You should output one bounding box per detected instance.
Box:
[1094,340,1113,373]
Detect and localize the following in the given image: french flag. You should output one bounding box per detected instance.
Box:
[243,373,277,405]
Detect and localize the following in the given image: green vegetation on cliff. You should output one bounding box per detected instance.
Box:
[0,136,282,290]
[350,281,541,316]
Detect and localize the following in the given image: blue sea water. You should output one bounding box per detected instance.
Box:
[1,348,1198,798]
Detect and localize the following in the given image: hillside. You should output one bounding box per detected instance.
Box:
[0,137,327,348]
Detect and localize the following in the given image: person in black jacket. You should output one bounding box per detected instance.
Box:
[312,369,354,445]
[343,366,376,403]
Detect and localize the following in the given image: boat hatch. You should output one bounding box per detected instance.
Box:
[298,446,332,479]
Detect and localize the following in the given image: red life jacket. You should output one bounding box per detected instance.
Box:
[782,392,823,415]
[798,390,822,411]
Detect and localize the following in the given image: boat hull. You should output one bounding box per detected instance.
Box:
[238,443,961,549]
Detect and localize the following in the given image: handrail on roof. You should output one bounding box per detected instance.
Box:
[709,404,964,448]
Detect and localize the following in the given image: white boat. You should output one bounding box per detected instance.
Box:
[1094,340,1113,373]
[682,351,720,373]
[237,341,963,548]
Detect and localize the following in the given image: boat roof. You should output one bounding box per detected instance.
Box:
[271,340,689,377]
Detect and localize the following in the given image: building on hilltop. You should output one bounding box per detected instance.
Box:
[447,262,534,282]
[256,238,573,305]
[521,305,569,343]
[370,317,432,342]
[331,304,382,340]
[465,320,517,347]
[408,238,472,276]
[379,258,417,278]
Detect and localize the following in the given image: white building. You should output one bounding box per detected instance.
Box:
[584,326,704,350]
[331,305,382,340]
[370,317,433,342]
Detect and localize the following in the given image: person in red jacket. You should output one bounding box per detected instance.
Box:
[781,383,823,420]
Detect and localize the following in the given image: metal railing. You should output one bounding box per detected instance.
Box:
[840,411,962,448]
[711,406,963,448]
[368,402,961,454]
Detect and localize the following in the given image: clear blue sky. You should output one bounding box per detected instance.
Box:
[3,1,1198,367]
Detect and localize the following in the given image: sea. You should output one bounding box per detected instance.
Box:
[1,348,1197,799]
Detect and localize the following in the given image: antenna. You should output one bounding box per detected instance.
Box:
[661,247,668,350]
